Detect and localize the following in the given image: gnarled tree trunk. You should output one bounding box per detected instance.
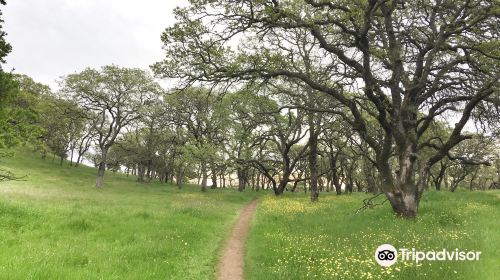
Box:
[383,141,420,218]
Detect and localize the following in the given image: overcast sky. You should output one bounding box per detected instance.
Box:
[3,0,186,90]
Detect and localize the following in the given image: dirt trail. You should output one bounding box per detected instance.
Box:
[217,199,258,280]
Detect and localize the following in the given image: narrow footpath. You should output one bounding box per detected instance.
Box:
[217,199,258,280]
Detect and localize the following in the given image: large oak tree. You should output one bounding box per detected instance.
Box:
[62,66,162,188]
[154,0,500,217]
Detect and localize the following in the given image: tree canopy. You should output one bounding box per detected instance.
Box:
[153,0,500,217]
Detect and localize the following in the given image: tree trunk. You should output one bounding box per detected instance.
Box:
[355,181,363,192]
[69,149,74,166]
[197,167,202,185]
[308,113,319,202]
[386,188,418,218]
[275,149,294,195]
[137,164,145,183]
[450,171,467,192]
[384,142,420,218]
[346,181,353,193]
[275,170,291,195]
[210,166,217,189]
[95,151,107,188]
[75,154,82,167]
[176,166,184,189]
[469,169,478,191]
[334,182,342,195]
[200,162,208,191]
[237,167,247,192]
[345,162,355,194]
[146,160,152,183]
[330,154,342,195]
[433,161,447,191]
[270,180,278,194]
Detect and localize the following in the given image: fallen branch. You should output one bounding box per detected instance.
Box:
[0,169,26,182]
[355,192,388,214]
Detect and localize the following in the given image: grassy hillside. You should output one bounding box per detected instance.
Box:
[246,190,500,280]
[0,149,258,280]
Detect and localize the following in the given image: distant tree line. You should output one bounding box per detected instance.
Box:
[5,68,500,200]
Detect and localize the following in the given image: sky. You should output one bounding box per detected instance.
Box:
[3,0,186,90]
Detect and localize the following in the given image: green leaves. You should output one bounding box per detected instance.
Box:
[0,0,11,66]
[0,74,43,149]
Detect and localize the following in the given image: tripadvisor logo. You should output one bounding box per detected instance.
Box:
[375,244,481,267]
[375,244,398,267]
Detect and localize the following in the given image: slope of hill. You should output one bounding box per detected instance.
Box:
[0,149,257,280]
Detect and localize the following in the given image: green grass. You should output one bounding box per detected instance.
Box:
[246,190,500,279]
[0,149,259,280]
[1,149,499,279]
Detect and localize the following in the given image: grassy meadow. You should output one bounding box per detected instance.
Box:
[246,191,500,280]
[1,149,499,279]
[0,149,258,279]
